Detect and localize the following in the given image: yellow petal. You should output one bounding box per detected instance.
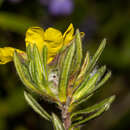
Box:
[25,27,45,53]
[44,27,63,60]
[63,23,74,46]
[44,27,62,41]
[0,47,24,64]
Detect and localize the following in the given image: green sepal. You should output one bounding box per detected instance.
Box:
[71,95,115,127]
[13,51,39,93]
[86,38,106,75]
[52,113,65,130]
[24,91,52,121]
[59,42,75,102]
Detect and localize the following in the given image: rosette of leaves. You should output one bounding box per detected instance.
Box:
[13,29,115,130]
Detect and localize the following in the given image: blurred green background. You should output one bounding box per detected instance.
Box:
[0,0,130,130]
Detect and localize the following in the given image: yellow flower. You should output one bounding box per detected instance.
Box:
[63,23,74,45]
[0,23,74,64]
[0,47,24,64]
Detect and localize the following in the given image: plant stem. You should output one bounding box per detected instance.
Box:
[61,98,71,130]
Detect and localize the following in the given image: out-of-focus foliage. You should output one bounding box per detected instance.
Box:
[0,0,130,130]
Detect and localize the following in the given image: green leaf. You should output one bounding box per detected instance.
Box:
[86,38,106,75]
[72,66,106,102]
[71,96,115,127]
[57,49,67,71]
[24,91,52,121]
[73,52,90,90]
[26,44,56,100]
[85,70,111,96]
[69,126,81,130]
[98,65,106,78]
[96,71,111,89]
[69,94,93,112]
[33,45,56,97]
[71,116,83,122]
[70,29,83,74]
[77,52,90,80]
[33,44,45,84]
[68,30,83,91]
[13,51,39,93]
[29,60,37,83]
[83,66,106,94]
[26,44,33,61]
[42,46,48,80]
[72,73,99,102]
[52,113,64,130]
[59,42,75,102]
[14,51,56,101]
[26,44,37,83]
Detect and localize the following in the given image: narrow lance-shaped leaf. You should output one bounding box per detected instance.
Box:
[72,73,99,102]
[70,29,83,74]
[26,44,37,83]
[42,46,48,80]
[96,71,111,90]
[59,42,75,102]
[52,113,64,130]
[72,106,106,128]
[14,51,54,99]
[57,48,67,71]
[33,45,54,96]
[33,44,45,84]
[71,96,115,127]
[71,67,108,111]
[72,66,106,102]
[71,95,115,118]
[85,70,111,96]
[24,91,52,121]
[69,94,93,112]
[26,44,33,61]
[86,38,106,75]
[71,116,83,122]
[82,66,106,95]
[77,52,90,80]
[13,51,38,93]
[73,52,90,90]
[68,30,83,93]
[29,60,37,83]
[69,126,81,130]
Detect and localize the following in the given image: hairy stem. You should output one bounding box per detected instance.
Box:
[61,98,71,130]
